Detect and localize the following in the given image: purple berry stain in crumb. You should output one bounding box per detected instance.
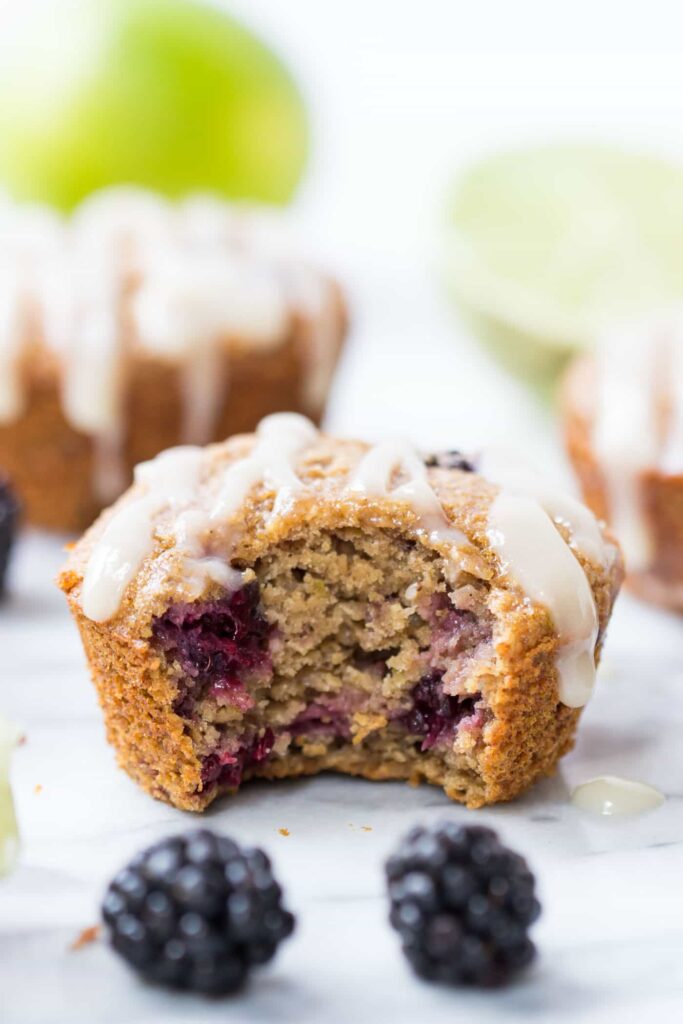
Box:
[403,672,479,750]
[288,701,354,740]
[152,582,272,715]
[153,579,487,795]
[0,477,20,597]
[201,728,275,789]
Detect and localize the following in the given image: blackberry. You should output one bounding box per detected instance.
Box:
[0,477,20,597]
[386,823,540,987]
[102,830,295,994]
[423,450,475,472]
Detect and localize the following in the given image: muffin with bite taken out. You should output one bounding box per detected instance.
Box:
[59,413,622,811]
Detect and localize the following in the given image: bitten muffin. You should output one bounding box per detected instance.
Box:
[0,188,346,533]
[59,415,622,811]
[562,316,683,611]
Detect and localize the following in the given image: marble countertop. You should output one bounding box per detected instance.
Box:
[2,264,683,1024]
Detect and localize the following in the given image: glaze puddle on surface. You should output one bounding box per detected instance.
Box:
[571,775,665,816]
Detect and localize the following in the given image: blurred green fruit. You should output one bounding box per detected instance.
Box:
[0,0,308,209]
[443,143,683,392]
[0,716,18,877]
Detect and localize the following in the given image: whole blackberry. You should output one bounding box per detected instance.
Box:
[102,830,295,994]
[386,823,540,987]
[423,450,475,472]
[0,477,20,597]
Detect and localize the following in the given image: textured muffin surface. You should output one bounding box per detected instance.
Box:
[60,424,622,811]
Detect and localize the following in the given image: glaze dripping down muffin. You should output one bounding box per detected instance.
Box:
[0,188,346,532]
[563,315,683,611]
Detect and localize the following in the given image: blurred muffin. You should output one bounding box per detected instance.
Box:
[0,188,346,532]
[562,316,683,610]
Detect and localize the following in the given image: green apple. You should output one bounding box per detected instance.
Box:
[0,716,19,877]
[443,143,683,394]
[0,0,308,209]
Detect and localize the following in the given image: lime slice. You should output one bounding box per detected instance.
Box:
[0,716,19,877]
[443,143,683,391]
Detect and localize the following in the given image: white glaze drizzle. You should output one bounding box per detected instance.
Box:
[487,492,599,707]
[571,775,664,816]
[209,413,319,522]
[286,266,339,411]
[81,409,606,714]
[349,440,472,555]
[82,413,318,621]
[171,508,244,600]
[479,448,612,707]
[592,320,666,571]
[0,188,336,503]
[62,259,128,501]
[589,314,683,574]
[132,248,289,448]
[180,334,227,449]
[478,451,612,569]
[132,249,289,356]
[82,446,206,622]
[82,415,482,621]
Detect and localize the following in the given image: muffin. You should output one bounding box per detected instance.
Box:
[0,188,346,532]
[59,414,622,811]
[562,316,683,611]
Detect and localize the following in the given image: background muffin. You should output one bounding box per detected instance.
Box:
[0,188,347,532]
[563,317,683,611]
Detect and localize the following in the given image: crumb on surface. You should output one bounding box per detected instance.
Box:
[277,827,290,837]
[34,783,42,794]
[361,825,373,832]
[70,925,101,951]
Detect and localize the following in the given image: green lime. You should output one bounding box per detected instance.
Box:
[0,0,308,210]
[443,143,683,391]
[0,716,18,877]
